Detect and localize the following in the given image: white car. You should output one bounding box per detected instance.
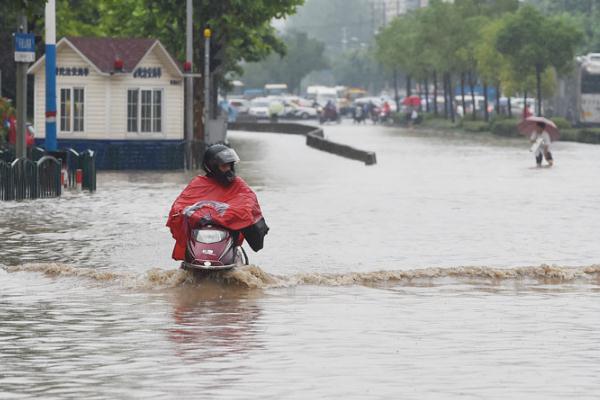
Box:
[248,98,271,119]
[286,103,317,119]
[229,98,249,114]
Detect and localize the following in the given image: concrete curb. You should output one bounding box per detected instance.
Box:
[228,122,377,166]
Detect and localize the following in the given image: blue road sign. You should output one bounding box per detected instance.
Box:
[14,33,35,63]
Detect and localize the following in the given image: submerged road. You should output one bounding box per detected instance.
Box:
[1,121,599,399]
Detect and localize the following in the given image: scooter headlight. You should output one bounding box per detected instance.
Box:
[193,229,227,244]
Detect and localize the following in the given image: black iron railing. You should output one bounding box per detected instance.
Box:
[0,156,62,201]
[37,156,62,199]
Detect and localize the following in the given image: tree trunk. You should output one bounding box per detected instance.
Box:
[442,73,448,119]
[535,64,542,116]
[508,97,512,118]
[424,76,430,113]
[393,69,400,113]
[449,74,455,123]
[193,77,206,169]
[433,71,438,116]
[406,75,412,97]
[469,70,476,120]
[523,90,528,119]
[495,83,501,116]
[211,74,219,119]
[460,72,466,119]
[483,81,489,122]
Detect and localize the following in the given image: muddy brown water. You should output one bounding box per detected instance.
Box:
[2,123,600,399]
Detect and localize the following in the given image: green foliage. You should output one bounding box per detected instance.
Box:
[285,0,372,54]
[242,31,327,93]
[551,117,572,129]
[461,120,490,132]
[489,118,520,137]
[0,98,16,145]
[494,5,582,112]
[575,128,600,143]
[561,127,600,143]
[331,48,384,90]
[49,0,303,80]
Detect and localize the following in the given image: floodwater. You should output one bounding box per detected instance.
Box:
[1,122,600,399]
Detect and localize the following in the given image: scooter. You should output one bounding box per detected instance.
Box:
[181,222,249,271]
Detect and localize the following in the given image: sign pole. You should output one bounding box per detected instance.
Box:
[184,0,193,169]
[15,13,29,160]
[45,0,57,151]
[203,27,211,146]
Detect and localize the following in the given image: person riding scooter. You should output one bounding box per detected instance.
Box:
[166,144,269,263]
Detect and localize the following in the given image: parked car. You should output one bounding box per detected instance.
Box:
[286,103,317,119]
[248,98,271,119]
[229,98,249,114]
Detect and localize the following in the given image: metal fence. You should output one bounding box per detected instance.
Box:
[64,148,96,192]
[37,156,62,198]
[0,146,97,201]
[0,156,62,201]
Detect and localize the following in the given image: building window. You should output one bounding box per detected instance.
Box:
[60,87,84,132]
[60,88,71,131]
[127,89,138,132]
[73,88,84,131]
[127,88,162,133]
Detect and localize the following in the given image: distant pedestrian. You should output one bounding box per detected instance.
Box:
[409,108,419,129]
[522,104,533,120]
[530,121,553,167]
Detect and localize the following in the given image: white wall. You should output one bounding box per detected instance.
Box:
[32,43,183,141]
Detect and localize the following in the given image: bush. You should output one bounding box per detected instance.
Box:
[577,128,600,144]
[462,120,490,132]
[558,127,600,143]
[560,128,578,142]
[421,116,458,130]
[552,117,572,129]
[490,118,520,137]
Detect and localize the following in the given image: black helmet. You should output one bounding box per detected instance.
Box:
[202,144,240,185]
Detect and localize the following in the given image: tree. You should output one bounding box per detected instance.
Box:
[1,1,46,115]
[332,47,385,93]
[376,13,420,98]
[45,0,303,141]
[242,31,327,94]
[285,0,373,54]
[496,5,583,115]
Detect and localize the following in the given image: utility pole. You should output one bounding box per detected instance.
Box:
[15,13,29,160]
[45,0,57,151]
[203,27,211,146]
[341,27,347,52]
[184,0,193,169]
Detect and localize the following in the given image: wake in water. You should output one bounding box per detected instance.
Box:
[2,263,600,290]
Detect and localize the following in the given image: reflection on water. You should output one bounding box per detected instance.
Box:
[167,285,263,362]
[2,123,600,398]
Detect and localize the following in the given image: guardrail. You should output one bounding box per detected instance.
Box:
[0,146,97,201]
[0,156,62,201]
[228,122,377,165]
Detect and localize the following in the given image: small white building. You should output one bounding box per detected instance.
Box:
[27,37,185,169]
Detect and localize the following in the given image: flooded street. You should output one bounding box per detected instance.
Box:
[2,122,600,399]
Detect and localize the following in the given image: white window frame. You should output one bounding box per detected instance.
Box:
[127,88,164,134]
[59,86,85,133]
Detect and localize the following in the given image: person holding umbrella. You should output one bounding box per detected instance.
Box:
[517,116,560,167]
[530,122,553,167]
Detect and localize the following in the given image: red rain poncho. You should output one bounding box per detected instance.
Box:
[166,175,264,260]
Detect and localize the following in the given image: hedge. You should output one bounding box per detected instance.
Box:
[489,118,520,137]
[561,128,600,144]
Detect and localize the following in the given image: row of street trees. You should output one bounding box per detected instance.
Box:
[375,0,582,121]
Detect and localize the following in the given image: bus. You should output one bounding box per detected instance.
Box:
[264,83,288,96]
[552,53,600,125]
